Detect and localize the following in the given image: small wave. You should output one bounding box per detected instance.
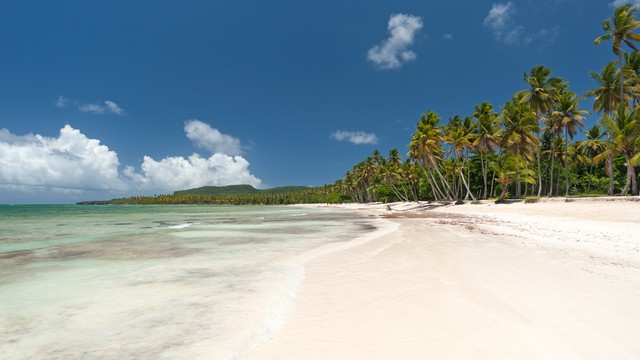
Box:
[167,223,192,229]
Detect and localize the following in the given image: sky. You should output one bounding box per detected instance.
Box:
[0,0,634,204]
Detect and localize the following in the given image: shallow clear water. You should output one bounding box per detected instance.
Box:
[0,205,378,359]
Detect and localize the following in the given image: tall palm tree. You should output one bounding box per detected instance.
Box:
[595,4,640,101]
[598,104,640,196]
[516,66,565,196]
[585,61,623,195]
[552,91,589,196]
[472,101,501,199]
[499,98,540,198]
[445,116,477,201]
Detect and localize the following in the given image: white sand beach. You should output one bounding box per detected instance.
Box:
[248,198,640,359]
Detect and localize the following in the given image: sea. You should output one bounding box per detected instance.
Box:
[0,204,386,360]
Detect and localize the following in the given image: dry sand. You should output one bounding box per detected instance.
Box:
[247,198,640,359]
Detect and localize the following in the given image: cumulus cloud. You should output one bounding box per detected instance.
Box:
[483,2,559,46]
[443,34,453,40]
[124,153,261,192]
[184,120,242,156]
[330,130,378,145]
[0,124,262,199]
[78,100,124,115]
[0,126,125,192]
[367,14,423,69]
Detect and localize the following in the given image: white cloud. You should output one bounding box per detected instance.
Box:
[104,100,124,115]
[483,2,523,45]
[443,34,453,40]
[0,125,262,200]
[124,153,261,192]
[611,1,640,7]
[330,130,378,145]
[483,2,559,46]
[184,119,243,156]
[55,95,69,108]
[0,126,125,192]
[367,13,423,69]
[78,100,124,115]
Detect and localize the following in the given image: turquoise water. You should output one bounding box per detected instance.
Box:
[0,205,380,359]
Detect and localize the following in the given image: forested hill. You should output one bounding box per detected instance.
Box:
[78,184,345,205]
[173,185,310,195]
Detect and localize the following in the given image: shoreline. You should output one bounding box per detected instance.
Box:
[248,199,640,359]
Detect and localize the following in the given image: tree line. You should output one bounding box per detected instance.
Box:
[336,4,640,203]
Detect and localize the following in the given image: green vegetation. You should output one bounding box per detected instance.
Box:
[173,185,309,196]
[96,185,345,205]
[338,4,640,204]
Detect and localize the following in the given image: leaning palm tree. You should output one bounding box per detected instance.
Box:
[552,91,589,196]
[516,66,565,196]
[595,3,640,101]
[444,117,477,202]
[408,111,454,201]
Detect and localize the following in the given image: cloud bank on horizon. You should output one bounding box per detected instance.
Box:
[367,13,423,69]
[0,120,261,200]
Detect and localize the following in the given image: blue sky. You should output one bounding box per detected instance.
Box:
[0,0,633,203]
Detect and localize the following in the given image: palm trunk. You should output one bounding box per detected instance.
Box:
[548,135,556,197]
[459,167,477,202]
[564,129,570,197]
[607,154,615,196]
[587,162,594,193]
[481,151,489,199]
[490,170,496,198]
[620,51,625,106]
[497,183,509,203]
[621,154,634,196]
[536,145,543,196]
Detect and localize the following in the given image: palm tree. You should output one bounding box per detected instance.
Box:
[408,111,454,201]
[490,154,535,203]
[624,51,640,107]
[445,116,477,201]
[598,104,640,196]
[499,97,540,198]
[472,101,501,199]
[585,61,622,116]
[595,4,640,102]
[552,91,588,196]
[585,61,623,195]
[516,66,565,196]
[581,125,607,193]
